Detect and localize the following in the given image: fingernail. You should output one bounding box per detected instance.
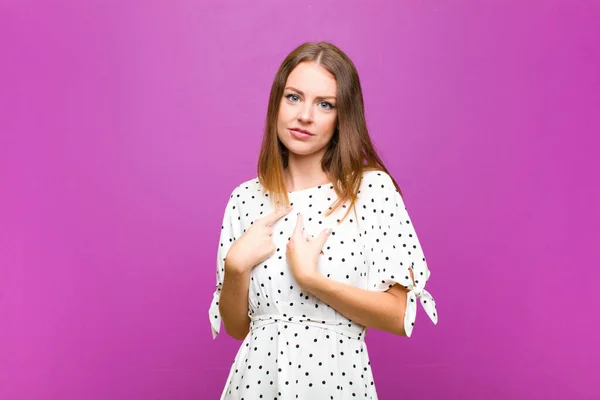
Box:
[325,228,332,235]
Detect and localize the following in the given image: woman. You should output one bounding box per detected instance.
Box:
[208,41,438,399]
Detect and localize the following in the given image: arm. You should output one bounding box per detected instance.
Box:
[302,269,416,336]
[217,206,295,340]
[218,261,251,340]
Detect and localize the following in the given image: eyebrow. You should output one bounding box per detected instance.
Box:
[284,86,337,100]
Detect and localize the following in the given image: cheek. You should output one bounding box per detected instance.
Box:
[328,116,337,132]
[277,103,294,123]
[320,114,337,136]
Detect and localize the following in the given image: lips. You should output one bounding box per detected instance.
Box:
[290,128,313,136]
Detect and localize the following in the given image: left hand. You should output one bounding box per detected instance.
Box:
[286,213,332,288]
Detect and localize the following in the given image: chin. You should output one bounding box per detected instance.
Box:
[286,143,326,157]
[277,131,328,157]
[283,142,308,155]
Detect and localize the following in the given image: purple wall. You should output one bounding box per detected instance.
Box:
[1,1,598,399]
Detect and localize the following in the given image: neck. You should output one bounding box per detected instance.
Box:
[284,150,330,192]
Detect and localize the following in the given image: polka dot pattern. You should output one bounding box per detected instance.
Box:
[208,170,438,398]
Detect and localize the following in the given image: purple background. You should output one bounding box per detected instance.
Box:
[1,1,598,399]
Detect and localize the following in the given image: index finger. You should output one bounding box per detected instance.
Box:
[291,212,304,239]
[260,206,293,226]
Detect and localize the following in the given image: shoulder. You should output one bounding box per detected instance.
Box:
[356,169,406,214]
[359,169,397,193]
[227,176,262,199]
[220,177,262,219]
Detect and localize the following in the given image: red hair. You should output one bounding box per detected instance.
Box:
[257,42,402,222]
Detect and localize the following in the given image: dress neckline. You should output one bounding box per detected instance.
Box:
[288,182,333,195]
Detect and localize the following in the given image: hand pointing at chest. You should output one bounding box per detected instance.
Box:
[286,213,332,288]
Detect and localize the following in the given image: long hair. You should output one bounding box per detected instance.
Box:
[257,41,402,223]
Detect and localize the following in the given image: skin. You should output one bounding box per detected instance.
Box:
[220,61,414,340]
[219,207,294,340]
[277,61,337,191]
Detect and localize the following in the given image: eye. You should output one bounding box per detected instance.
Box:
[285,94,300,102]
[319,101,334,110]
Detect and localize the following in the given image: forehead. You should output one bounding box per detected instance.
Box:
[285,62,337,96]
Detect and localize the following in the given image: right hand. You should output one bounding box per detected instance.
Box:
[224,206,294,273]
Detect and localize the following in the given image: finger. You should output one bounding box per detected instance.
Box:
[261,205,293,226]
[303,230,311,242]
[292,213,304,239]
[313,228,332,251]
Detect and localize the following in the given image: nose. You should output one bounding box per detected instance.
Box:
[297,102,313,123]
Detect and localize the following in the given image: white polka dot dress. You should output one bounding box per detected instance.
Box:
[209,170,438,399]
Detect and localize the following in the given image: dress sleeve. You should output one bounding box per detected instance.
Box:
[359,172,438,337]
[208,186,241,339]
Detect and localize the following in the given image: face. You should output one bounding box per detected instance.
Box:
[276,61,338,158]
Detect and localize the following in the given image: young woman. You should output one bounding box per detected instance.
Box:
[208,41,438,399]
